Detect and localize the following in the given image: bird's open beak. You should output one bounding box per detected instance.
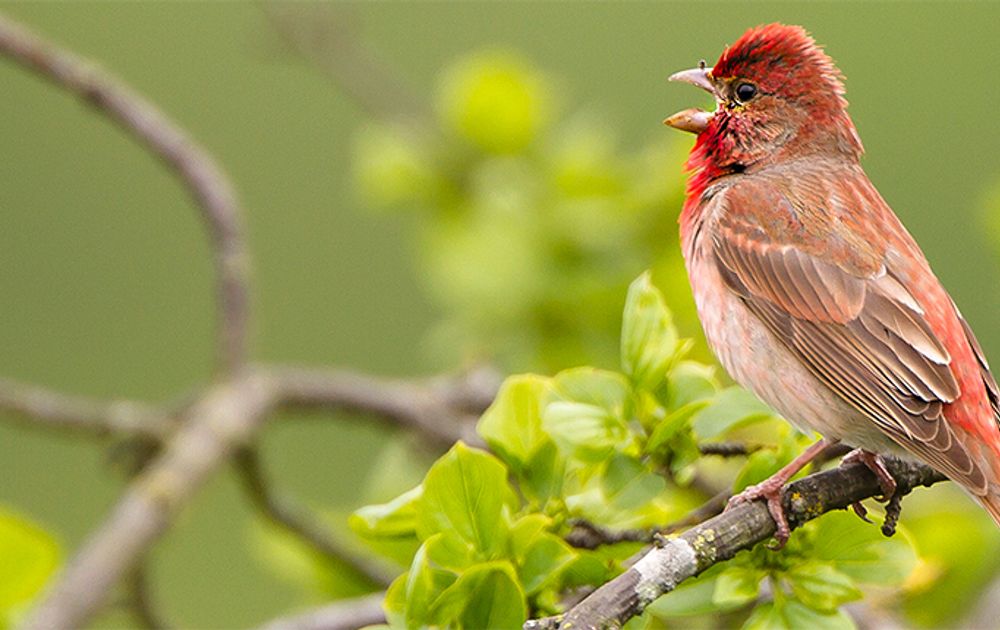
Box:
[664,65,718,135]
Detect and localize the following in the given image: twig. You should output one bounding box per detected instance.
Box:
[565,490,729,550]
[697,441,761,457]
[233,448,397,587]
[256,592,386,630]
[0,11,251,375]
[262,3,430,122]
[564,520,654,550]
[528,457,946,630]
[25,372,277,629]
[0,377,172,439]
[124,564,168,630]
[268,365,498,449]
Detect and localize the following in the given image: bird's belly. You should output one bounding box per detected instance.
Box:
[687,249,901,453]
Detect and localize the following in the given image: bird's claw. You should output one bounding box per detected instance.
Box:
[850,501,872,523]
[727,479,791,548]
[842,450,897,501]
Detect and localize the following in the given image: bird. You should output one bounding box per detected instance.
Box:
[664,23,1000,546]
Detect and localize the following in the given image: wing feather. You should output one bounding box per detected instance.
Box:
[707,182,987,493]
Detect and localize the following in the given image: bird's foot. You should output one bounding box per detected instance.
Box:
[724,438,838,549]
[727,477,791,548]
[850,501,872,523]
[842,449,897,501]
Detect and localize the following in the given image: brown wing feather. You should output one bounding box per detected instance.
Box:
[710,186,987,493]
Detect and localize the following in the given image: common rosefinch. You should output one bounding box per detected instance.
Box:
[666,23,1000,545]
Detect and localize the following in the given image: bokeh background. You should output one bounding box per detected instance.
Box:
[3,2,1000,627]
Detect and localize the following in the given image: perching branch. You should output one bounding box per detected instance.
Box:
[527,457,946,630]
[256,592,387,630]
[0,12,251,375]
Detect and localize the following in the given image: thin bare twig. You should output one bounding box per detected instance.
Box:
[234,448,397,587]
[0,377,172,439]
[0,11,251,375]
[697,441,761,457]
[256,592,386,630]
[262,3,430,122]
[564,490,729,550]
[268,364,498,449]
[124,564,168,630]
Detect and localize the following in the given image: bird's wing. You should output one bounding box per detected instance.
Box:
[708,179,989,493]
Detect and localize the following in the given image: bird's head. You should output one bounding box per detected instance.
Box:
[666,24,863,183]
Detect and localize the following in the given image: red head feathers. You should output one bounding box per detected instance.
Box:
[667,23,863,202]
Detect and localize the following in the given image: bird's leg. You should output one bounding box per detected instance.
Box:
[841,449,897,500]
[727,437,836,548]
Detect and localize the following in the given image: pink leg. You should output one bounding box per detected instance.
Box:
[727,437,836,548]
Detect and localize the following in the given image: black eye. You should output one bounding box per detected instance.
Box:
[735,82,757,103]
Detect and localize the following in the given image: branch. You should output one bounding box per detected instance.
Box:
[0,377,172,439]
[124,564,168,630]
[0,11,251,374]
[25,372,278,629]
[233,448,398,587]
[262,4,430,122]
[267,365,499,449]
[256,592,386,630]
[529,457,946,630]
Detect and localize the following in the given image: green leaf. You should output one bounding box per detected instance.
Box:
[383,571,408,628]
[542,368,632,462]
[646,566,735,618]
[621,272,682,390]
[561,548,618,588]
[0,510,59,626]
[808,511,916,585]
[601,454,666,512]
[713,565,764,607]
[425,531,477,573]
[350,485,422,538]
[743,599,854,630]
[429,561,527,629]
[477,374,551,471]
[666,361,719,410]
[646,400,709,456]
[786,561,862,613]
[417,442,510,555]
[732,448,785,494]
[520,439,565,504]
[519,532,577,594]
[508,513,552,557]
[403,540,458,629]
[692,387,775,440]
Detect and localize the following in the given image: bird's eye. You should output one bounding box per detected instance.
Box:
[734,82,758,103]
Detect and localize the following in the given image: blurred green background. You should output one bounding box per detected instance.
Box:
[3,2,1000,627]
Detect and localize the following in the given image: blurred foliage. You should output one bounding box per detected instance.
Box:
[353,50,696,372]
[0,508,59,629]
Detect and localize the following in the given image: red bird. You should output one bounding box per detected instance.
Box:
[666,23,1000,545]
